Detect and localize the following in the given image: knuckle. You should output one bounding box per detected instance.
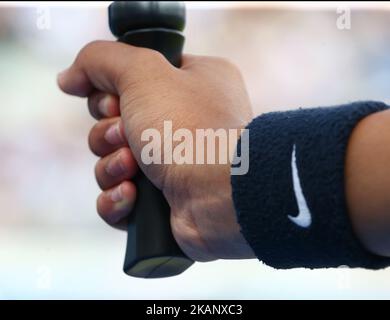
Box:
[88,122,101,155]
[198,56,243,80]
[135,47,166,68]
[94,159,105,189]
[96,196,118,226]
[96,196,110,223]
[142,47,162,60]
[96,196,104,216]
[118,48,169,91]
[78,40,104,60]
[146,48,165,62]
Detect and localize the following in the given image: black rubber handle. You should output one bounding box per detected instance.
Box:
[108,1,194,278]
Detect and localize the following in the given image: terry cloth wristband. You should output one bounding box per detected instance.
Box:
[231,101,390,269]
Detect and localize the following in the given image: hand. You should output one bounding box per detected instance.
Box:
[57,41,255,261]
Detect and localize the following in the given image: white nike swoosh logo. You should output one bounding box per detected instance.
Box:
[288,144,312,228]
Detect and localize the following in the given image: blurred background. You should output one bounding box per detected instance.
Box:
[1,1,390,299]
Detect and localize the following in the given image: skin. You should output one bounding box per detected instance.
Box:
[345,109,390,257]
[58,41,255,262]
[58,40,390,263]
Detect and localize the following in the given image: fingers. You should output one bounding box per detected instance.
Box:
[57,40,140,97]
[92,119,137,230]
[88,117,127,157]
[57,40,172,98]
[95,147,138,190]
[88,92,120,120]
[97,181,136,229]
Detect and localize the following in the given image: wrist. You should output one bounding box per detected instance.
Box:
[202,162,256,260]
[167,162,255,262]
[165,121,255,262]
[232,101,390,269]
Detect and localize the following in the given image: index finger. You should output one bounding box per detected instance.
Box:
[57,40,141,97]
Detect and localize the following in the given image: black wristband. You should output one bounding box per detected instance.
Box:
[232,101,390,269]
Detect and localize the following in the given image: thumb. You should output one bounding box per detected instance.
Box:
[57,40,142,97]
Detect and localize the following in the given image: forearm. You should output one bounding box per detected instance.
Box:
[346,108,390,257]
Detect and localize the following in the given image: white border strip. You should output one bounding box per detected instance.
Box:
[1,1,390,10]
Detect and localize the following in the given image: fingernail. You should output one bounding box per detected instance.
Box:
[113,198,131,213]
[104,122,125,145]
[110,185,123,202]
[105,153,126,177]
[98,95,112,117]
